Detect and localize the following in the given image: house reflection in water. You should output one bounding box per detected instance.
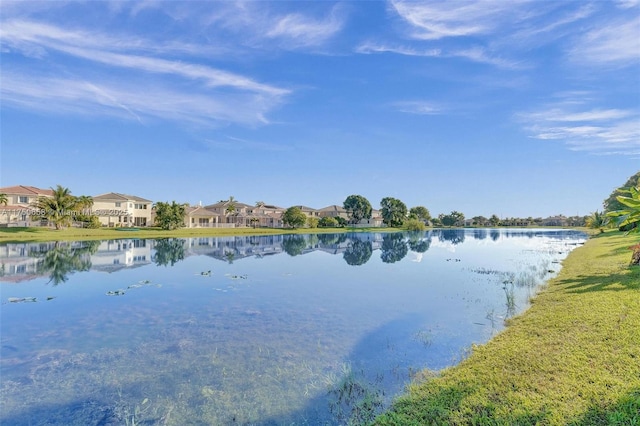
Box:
[91,239,151,273]
[1,233,399,283]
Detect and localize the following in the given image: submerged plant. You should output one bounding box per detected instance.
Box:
[327,364,384,425]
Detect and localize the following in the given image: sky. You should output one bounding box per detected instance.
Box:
[1,1,639,219]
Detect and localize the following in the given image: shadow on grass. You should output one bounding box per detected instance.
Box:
[570,388,640,426]
[556,266,640,294]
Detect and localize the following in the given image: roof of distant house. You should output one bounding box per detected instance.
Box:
[0,185,54,196]
[93,192,152,203]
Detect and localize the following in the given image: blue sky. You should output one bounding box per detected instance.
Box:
[1,1,638,218]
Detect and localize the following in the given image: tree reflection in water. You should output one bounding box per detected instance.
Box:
[35,240,99,285]
[343,239,373,266]
[439,229,466,245]
[407,231,431,253]
[282,234,307,256]
[153,238,186,266]
[380,233,408,264]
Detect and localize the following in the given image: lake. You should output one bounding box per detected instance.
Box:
[0,229,586,425]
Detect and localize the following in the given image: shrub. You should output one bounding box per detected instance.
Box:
[319,217,338,228]
[405,219,426,231]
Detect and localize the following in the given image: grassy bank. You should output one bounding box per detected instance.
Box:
[374,230,640,425]
[0,225,396,243]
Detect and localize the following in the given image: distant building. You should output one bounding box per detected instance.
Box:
[92,192,152,227]
[0,185,54,227]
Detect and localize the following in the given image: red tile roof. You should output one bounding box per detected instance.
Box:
[0,185,54,196]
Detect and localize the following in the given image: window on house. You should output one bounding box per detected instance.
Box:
[115,202,121,207]
[19,196,28,203]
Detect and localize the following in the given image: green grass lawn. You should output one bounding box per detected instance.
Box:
[374,230,640,425]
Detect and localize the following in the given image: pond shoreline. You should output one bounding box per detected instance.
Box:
[373,230,640,425]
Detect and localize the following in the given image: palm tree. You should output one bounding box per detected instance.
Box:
[585,211,608,233]
[32,185,79,229]
[225,196,236,214]
[0,193,8,206]
[76,195,94,210]
[607,185,640,265]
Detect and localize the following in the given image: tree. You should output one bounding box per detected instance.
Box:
[405,218,426,231]
[472,216,487,226]
[0,193,7,206]
[585,211,608,233]
[604,171,640,212]
[73,195,99,228]
[282,206,307,229]
[154,201,186,230]
[606,185,640,265]
[489,214,501,226]
[307,217,319,228]
[319,216,339,228]
[439,211,465,227]
[409,206,431,222]
[380,197,408,227]
[225,196,237,215]
[343,195,372,224]
[31,185,81,229]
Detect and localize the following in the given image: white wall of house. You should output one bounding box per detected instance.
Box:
[93,194,152,227]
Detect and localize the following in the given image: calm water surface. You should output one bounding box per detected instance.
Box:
[0,229,586,425]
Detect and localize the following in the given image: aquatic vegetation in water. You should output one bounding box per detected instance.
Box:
[327,363,384,425]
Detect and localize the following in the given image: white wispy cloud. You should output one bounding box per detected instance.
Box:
[393,101,444,115]
[203,136,292,152]
[265,7,345,48]
[356,41,522,69]
[569,15,640,66]
[389,0,528,40]
[0,19,289,126]
[356,41,440,57]
[380,0,610,69]
[517,101,640,156]
[202,2,345,50]
[1,70,280,126]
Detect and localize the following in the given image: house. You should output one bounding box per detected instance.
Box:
[542,215,569,227]
[293,205,320,218]
[184,206,222,228]
[197,201,285,228]
[0,185,54,227]
[92,192,152,227]
[318,205,349,220]
[352,209,385,227]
